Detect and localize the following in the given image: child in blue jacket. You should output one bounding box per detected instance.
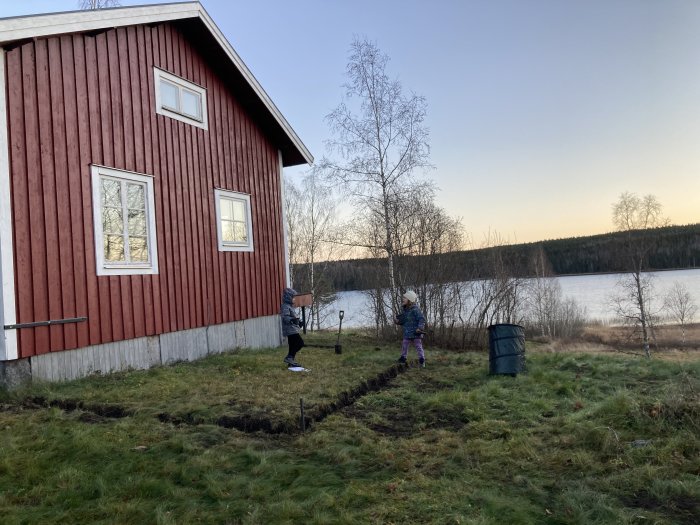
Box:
[394,290,426,367]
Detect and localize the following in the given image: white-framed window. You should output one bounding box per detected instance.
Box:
[91,165,159,276]
[153,67,208,130]
[215,189,254,252]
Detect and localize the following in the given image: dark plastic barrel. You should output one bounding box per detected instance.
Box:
[488,324,525,376]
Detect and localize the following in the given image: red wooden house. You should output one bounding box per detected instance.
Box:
[0,2,311,387]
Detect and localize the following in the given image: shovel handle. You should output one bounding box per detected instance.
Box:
[336,310,344,344]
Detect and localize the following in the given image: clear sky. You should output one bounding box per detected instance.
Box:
[3,0,699,244]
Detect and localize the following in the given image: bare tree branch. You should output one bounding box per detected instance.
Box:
[79,0,121,9]
[284,169,347,330]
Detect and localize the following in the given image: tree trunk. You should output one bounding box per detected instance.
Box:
[634,270,651,358]
[382,185,398,315]
[310,249,316,331]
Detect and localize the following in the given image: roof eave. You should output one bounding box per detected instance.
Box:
[0,2,200,45]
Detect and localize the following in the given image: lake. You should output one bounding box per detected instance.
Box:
[322,268,700,328]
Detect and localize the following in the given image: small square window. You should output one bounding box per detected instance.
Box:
[91,165,159,275]
[215,189,254,252]
[181,89,202,120]
[154,67,208,130]
[160,80,180,112]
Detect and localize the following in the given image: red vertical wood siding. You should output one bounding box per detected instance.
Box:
[5,23,288,358]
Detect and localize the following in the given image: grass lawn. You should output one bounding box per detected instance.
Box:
[0,333,698,524]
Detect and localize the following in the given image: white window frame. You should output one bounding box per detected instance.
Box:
[91,165,159,276]
[215,189,254,252]
[153,67,208,130]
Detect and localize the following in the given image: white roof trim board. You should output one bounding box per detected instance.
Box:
[0,1,313,166]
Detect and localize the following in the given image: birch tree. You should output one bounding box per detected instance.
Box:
[611,192,668,357]
[664,282,697,345]
[323,38,431,312]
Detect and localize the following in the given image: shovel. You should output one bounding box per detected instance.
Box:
[304,309,344,354]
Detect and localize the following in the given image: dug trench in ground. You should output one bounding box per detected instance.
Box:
[170,362,413,434]
[22,396,133,418]
[6,362,414,435]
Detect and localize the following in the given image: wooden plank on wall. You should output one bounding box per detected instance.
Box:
[36,39,64,353]
[49,37,78,350]
[183,37,205,328]
[260,130,273,315]
[71,36,101,346]
[187,126,203,327]
[174,30,198,330]
[111,28,136,343]
[240,116,254,320]
[201,66,219,327]
[128,25,151,339]
[271,143,283,315]
[134,25,158,337]
[7,46,34,357]
[229,100,241,319]
[220,87,235,322]
[272,143,285,314]
[151,25,176,334]
[95,32,121,344]
[142,25,165,335]
[85,33,111,345]
[250,122,261,318]
[60,34,90,349]
[259,140,273,315]
[118,27,144,341]
[211,72,227,325]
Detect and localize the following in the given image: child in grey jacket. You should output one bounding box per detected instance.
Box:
[281,287,304,367]
[394,290,426,367]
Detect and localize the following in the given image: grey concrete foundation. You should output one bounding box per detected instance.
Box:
[1,314,282,388]
[0,358,31,389]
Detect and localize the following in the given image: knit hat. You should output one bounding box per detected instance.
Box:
[402,291,418,304]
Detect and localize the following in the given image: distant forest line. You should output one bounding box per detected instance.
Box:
[294,223,700,292]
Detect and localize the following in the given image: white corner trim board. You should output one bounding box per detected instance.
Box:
[0,50,18,361]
